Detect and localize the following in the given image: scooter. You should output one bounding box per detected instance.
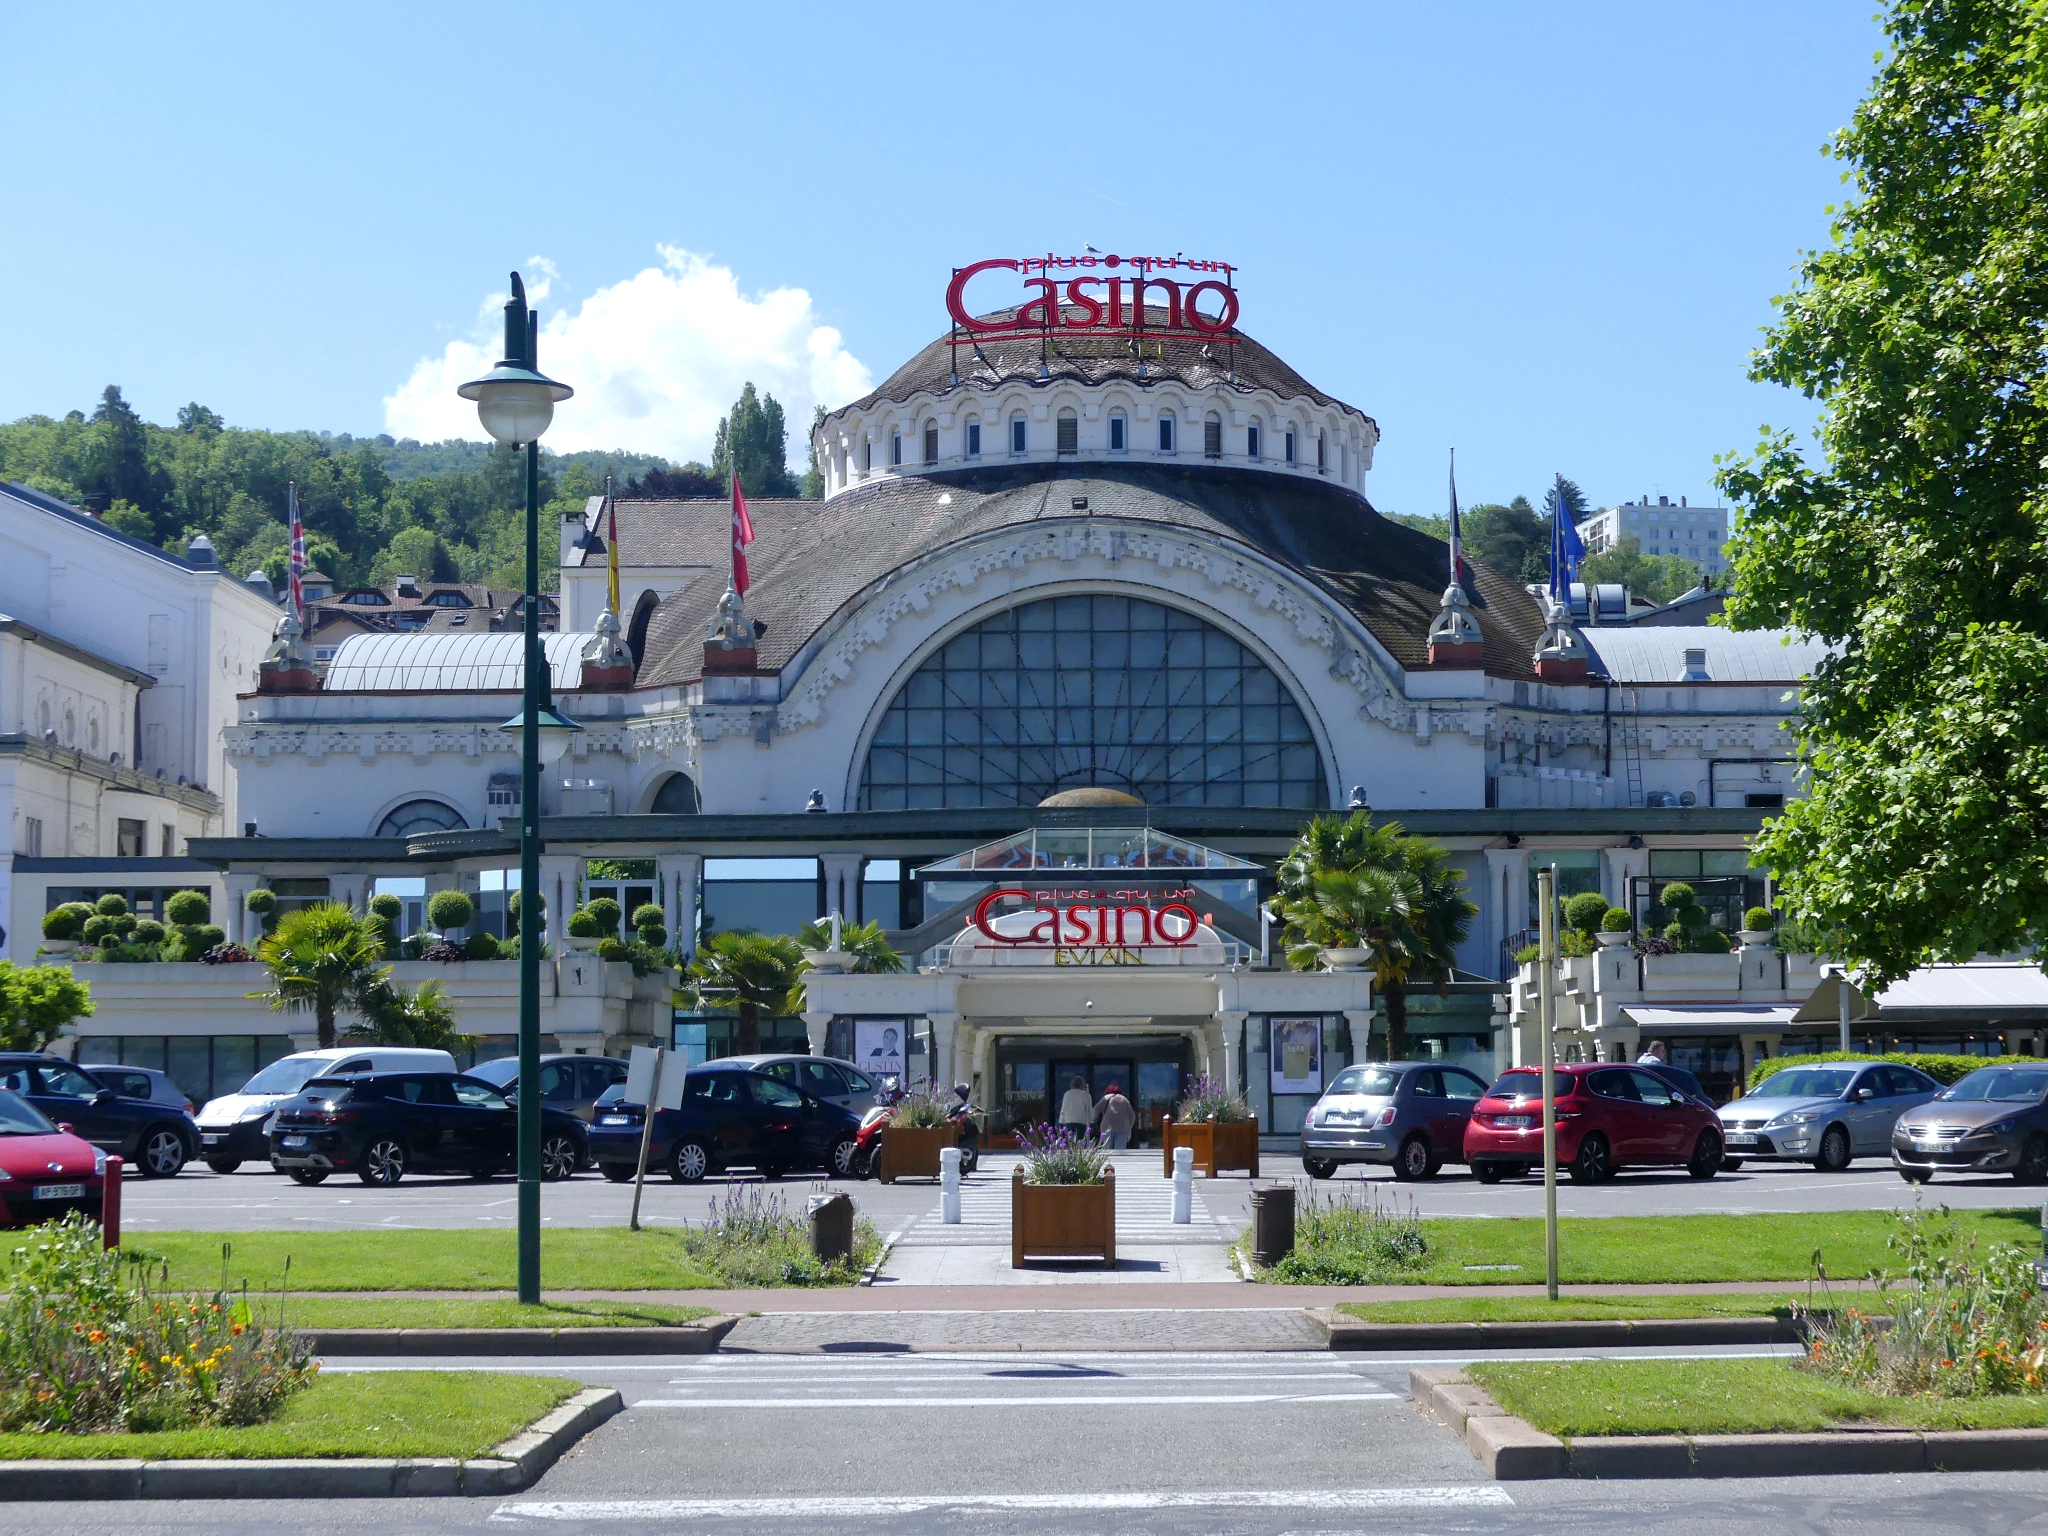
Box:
[947,1084,982,1175]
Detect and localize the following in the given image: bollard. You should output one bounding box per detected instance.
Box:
[808,1191,854,1265]
[1172,1145,1193,1224]
[101,1155,123,1250]
[1248,1182,1295,1268]
[940,1145,962,1224]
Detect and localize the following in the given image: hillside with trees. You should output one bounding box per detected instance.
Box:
[0,383,816,593]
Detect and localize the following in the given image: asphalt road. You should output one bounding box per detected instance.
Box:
[118,1151,2048,1234]
[10,1349,2048,1535]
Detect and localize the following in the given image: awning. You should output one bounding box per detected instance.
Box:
[1618,1004,1803,1033]
[1791,963,2048,1025]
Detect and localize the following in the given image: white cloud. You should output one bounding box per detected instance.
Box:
[383,247,873,465]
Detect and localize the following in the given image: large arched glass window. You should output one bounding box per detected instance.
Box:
[375,799,468,838]
[859,595,1326,810]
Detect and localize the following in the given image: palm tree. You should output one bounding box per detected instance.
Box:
[790,918,903,1013]
[688,930,806,1053]
[352,976,470,1052]
[1273,812,1477,1061]
[251,903,387,1049]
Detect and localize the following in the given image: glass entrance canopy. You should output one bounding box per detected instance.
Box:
[914,826,1262,877]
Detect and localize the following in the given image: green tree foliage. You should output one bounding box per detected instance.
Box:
[1544,477,1590,525]
[1715,0,2048,986]
[710,383,798,498]
[351,976,469,1052]
[1272,813,1476,1060]
[789,918,903,1013]
[688,930,805,1054]
[1385,512,1451,540]
[0,962,95,1052]
[1462,497,1549,583]
[802,404,827,500]
[250,904,386,1050]
[1578,535,1706,605]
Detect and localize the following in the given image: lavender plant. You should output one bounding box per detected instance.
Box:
[1015,1125,1111,1185]
[1176,1073,1252,1124]
[1251,1182,1429,1284]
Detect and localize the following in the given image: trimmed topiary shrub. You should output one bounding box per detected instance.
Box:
[629,903,665,932]
[81,915,115,943]
[595,936,629,962]
[97,933,120,950]
[1563,891,1610,935]
[42,903,90,941]
[131,919,166,945]
[244,888,279,937]
[164,890,210,926]
[94,893,129,918]
[466,931,501,959]
[1744,906,1776,932]
[1693,928,1733,954]
[426,890,474,933]
[368,892,403,920]
[567,909,604,939]
[1600,907,1633,933]
[637,923,668,950]
[583,897,621,933]
[192,924,226,952]
[508,889,542,923]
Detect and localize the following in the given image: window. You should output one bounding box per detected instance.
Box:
[1157,414,1175,453]
[1203,418,1222,458]
[800,1060,849,1098]
[702,857,820,937]
[1246,423,1261,459]
[861,440,872,473]
[651,773,700,814]
[966,419,981,457]
[749,1075,806,1109]
[425,591,469,607]
[116,818,145,858]
[22,817,40,857]
[923,425,938,465]
[374,799,468,838]
[451,1078,508,1109]
[1010,417,1026,455]
[1316,431,1326,471]
[1284,430,1297,464]
[859,594,1327,811]
[486,773,520,809]
[890,432,902,467]
[160,824,175,858]
[1056,412,1078,454]
[1108,413,1126,452]
[271,877,331,917]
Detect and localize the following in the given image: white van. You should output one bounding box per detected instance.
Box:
[195,1046,458,1173]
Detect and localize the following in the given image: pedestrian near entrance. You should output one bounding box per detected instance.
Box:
[1058,1076,1093,1136]
[1094,1083,1136,1150]
[1637,1040,1669,1066]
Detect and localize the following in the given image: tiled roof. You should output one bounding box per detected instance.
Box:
[619,463,1545,688]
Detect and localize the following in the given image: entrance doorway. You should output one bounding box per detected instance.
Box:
[990,1034,1193,1145]
[1050,1059,1133,1130]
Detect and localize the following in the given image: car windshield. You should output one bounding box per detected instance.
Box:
[1943,1068,2048,1103]
[1327,1067,1401,1097]
[239,1058,329,1096]
[1751,1068,1858,1099]
[298,1082,355,1106]
[0,1089,56,1134]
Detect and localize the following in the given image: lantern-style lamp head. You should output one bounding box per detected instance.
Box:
[499,702,583,767]
[458,272,573,446]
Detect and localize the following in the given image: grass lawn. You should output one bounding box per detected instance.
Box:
[1258,1207,2037,1286]
[0,1372,574,1461]
[286,1298,716,1329]
[1339,1293,1820,1324]
[1471,1358,2048,1437]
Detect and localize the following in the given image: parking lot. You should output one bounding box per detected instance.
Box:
[115,1150,2047,1234]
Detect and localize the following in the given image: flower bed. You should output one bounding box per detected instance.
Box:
[671,1184,880,1286]
[1247,1183,1428,1284]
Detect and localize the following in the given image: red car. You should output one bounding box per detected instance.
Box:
[0,1087,107,1226]
[1463,1064,1723,1184]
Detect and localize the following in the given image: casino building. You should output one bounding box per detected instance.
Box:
[73,256,1820,1130]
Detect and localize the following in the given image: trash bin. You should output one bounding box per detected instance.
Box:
[809,1191,854,1265]
[1249,1183,1295,1268]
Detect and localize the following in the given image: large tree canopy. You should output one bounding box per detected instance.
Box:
[1719,0,2048,984]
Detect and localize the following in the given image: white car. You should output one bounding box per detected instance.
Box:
[194,1046,457,1173]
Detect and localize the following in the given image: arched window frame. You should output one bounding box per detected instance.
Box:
[1157,413,1176,454]
[1108,411,1127,453]
[374,798,470,839]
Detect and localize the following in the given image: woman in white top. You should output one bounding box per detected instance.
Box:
[1057,1076,1094,1135]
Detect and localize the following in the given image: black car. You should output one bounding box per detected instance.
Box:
[265,1071,589,1187]
[589,1064,863,1183]
[0,1053,199,1177]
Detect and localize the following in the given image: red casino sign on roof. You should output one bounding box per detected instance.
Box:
[946,254,1240,340]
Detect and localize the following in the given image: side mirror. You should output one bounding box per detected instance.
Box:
[56,1121,75,1134]
[93,1089,117,1106]
[1853,1087,1874,1101]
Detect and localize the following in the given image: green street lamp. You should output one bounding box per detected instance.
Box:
[460,272,574,1305]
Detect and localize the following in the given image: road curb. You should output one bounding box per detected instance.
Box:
[0,1387,623,1501]
[1326,1312,1801,1350]
[308,1316,737,1355]
[1413,1369,2048,1479]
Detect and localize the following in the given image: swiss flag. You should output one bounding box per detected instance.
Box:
[731,470,756,596]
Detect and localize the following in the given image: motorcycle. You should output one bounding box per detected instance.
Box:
[851,1082,982,1179]
[947,1083,982,1175]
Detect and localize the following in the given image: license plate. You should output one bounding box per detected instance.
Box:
[1724,1132,1758,1147]
[33,1183,85,1200]
[280,1134,308,1148]
[1915,1139,1954,1150]
[1496,1115,1533,1129]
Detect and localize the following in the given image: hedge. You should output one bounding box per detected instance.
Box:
[1748,1051,2044,1092]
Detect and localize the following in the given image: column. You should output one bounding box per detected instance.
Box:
[1602,843,1649,914]
[539,854,580,951]
[818,853,863,927]
[801,1009,831,1056]
[1342,1009,1374,1067]
[657,852,702,958]
[222,870,260,946]
[330,870,368,912]
[928,1011,960,1091]
[1217,1011,1247,1097]
[1482,846,1531,976]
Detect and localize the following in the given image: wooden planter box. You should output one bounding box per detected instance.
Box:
[1160,1116,1261,1178]
[877,1123,957,1183]
[1011,1165,1115,1268]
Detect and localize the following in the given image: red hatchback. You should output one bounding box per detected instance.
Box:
[0,1088,106,1226]
[1464,1064,1723,1184]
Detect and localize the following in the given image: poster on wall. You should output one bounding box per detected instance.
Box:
[1269,1016,1324,1097]
[855,1019,908,1083]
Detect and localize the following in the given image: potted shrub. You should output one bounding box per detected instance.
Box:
[565,907,605,950]
[1161,1073,1259,1178]
[877,1089,959,1183]
[427,889,475,942]
[244,887,279,938]
[40,901,90,953]
[1739,906,1777,946]
[1011,1129,1115,1269]
[1596,907,1634,947]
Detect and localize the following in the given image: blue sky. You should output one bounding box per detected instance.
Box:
[1,2,1883,518]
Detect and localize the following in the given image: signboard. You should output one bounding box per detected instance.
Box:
[625,1044,687,1111]
[855,1020,907,1082]
[1269,1017,1324,1098]
[947,254,1240,340]
[971,889,1205,952]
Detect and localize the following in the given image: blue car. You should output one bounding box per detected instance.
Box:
[0,1053,200,1177]
[590,1063,863,1183]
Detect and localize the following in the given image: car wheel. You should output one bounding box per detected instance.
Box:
[205,1158,242,1176]
[668,1139,710,1184]
[2018,1137,2048,1185]
[1392,1135,1434,1181]
[599,1162,635,1184]
[1720,1158,1745,1172]
[1688,1129,1723,1180]
[287,1168,328,1186]
[1303,1157,1337,1180]
[829,1137,862,1179]
[1569,1133,1613,1184]
[1472,1161,1503,1184]
[1815,1124,1852,1173]
[359,1139,407,1187]
[540,1134,581,1182]
[138,1126,189,1178]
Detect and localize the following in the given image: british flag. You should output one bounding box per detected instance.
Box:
[288,482,305,613]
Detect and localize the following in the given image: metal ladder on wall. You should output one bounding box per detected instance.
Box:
[1616,686,1645,808]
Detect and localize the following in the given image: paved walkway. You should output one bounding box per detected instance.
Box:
[719,1306,1333,1352]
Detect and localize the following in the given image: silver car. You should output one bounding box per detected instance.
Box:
[1301,1062,1489,1181]
[720,1054,884,1117]
[1717,1060,1939,1170]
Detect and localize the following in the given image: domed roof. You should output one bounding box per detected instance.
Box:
[837,307,1374,431]
[1038,787,1147,808]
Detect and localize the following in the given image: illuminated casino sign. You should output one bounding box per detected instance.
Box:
[970,887,1209,951]
[946,254,1240,338]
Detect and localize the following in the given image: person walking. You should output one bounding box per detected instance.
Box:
[1057,1076,1094,1137]
[1094,1082,1137,1150]
[1636,1040,1669,1066]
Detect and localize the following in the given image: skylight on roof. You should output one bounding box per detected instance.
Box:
[915,827,1258,877]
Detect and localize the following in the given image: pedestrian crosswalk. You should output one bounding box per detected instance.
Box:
[894,1155,1238,1247]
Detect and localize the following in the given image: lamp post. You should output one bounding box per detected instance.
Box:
[460,273,575,1305]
